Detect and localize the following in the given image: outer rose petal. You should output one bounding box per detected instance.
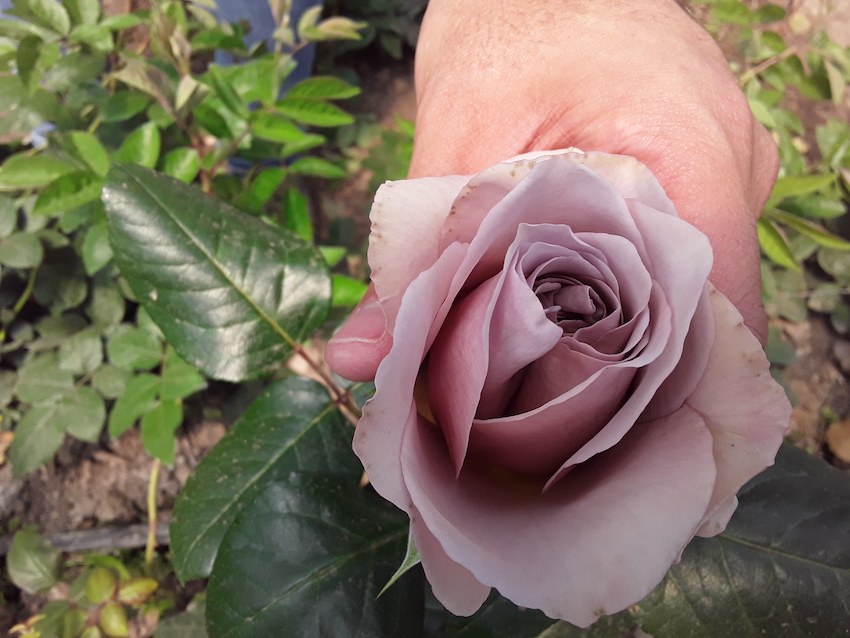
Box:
[355,243,468,508]
[687,285,791,535]
[369,175,470,329]
[410,511,491,615]
[402,404,716,627]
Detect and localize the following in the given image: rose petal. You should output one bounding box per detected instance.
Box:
[355,242,468,509]
[403,403,716,627]
[686,285,791,535]
[410,510,491,615]
[369,175,470,329]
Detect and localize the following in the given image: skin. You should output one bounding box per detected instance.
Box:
[325,0,779,382]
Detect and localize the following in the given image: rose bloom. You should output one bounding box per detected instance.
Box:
[328,150,791,627]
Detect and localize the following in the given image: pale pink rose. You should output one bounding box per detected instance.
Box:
[333,150,790,627]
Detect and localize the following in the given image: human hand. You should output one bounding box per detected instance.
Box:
[326,0,778,381]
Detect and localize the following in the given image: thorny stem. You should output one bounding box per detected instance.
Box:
[145,457,161,566]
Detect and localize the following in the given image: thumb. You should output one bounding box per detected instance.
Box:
[325,285,392,382]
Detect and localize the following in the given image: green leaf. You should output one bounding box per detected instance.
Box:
[100,91,151,123]
[63,131,110,177]
[65,0,100,25]
[160,148,200,183]
[0,153,76,191]
[288,156,347,179]
[16,35,42,93]
[203,379,423,638]
[32,171,104,216]
[140,398,182,464]
[19,0,71,34]
[276,97,354,127]
[769,173,836,205]
[819,247,850,284]
[287,76,361,100]
[0,195,18,238]
[102,164,331,382]
[81,221,114,275]
[319,246,346,267]
[0,231,43,267]
[58,329,103,375]
[154,602,208,638]
[380,530,420,597]
[62,386,106,441]
[206,65,248,118]
[826,60,846,105]
[331,274,368,307]
[766,209,850,250]
[633,444,850,637]
[6,531,61,594]
[108,373,160,436]
[87,282,125,327]
[17,353,74,404]
[100,13,143,31]
[160,347,206,401]
[711,0,752,25]
[69,23,113,53]
[283,188,313,243]
[42,50,104,91]
[107,326,162,371]
[250,111,306,143]
[9,403,66,475]
[753,3,786,23]
[91,364,132,400]
[115,122,161,169]
[170,378,343,581]
[758,218,800,271]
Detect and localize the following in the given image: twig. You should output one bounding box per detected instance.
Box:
[145,457,161,565]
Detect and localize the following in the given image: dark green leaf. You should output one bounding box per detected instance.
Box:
[170,378,342,581]
[0,231,43,267]
[280,133,325,158]
[102,164,331,382]
[207,65,248,118]
[108,373,159,436]
[0,153,76,190]
[107,326,162,371]
[753,3,786,23]
[204,379,422,638]
[634,444,850,637]
[0,195,18,238]
[86,282,125,327]
[287,76,361,100]
[33,249,88,312]
[140,398,182,464]
[32,171,104,216]
[115,122,161,169]
[62,386,106,441]
[276,97,354,127]
[154,603,208,638]
[6,531,61,594]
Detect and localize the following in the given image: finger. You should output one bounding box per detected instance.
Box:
[325,285,392,382]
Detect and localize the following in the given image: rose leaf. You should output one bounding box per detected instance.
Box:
[634,443,850,637]
[201,378,423,638]
[102,163,330,382]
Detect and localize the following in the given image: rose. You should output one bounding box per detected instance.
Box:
[331,150,791,626]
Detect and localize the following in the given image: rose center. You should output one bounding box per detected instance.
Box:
[534,276,606,333]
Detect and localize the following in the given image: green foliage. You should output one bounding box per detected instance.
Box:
[0,0,365,476]
[6,530,161,638]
